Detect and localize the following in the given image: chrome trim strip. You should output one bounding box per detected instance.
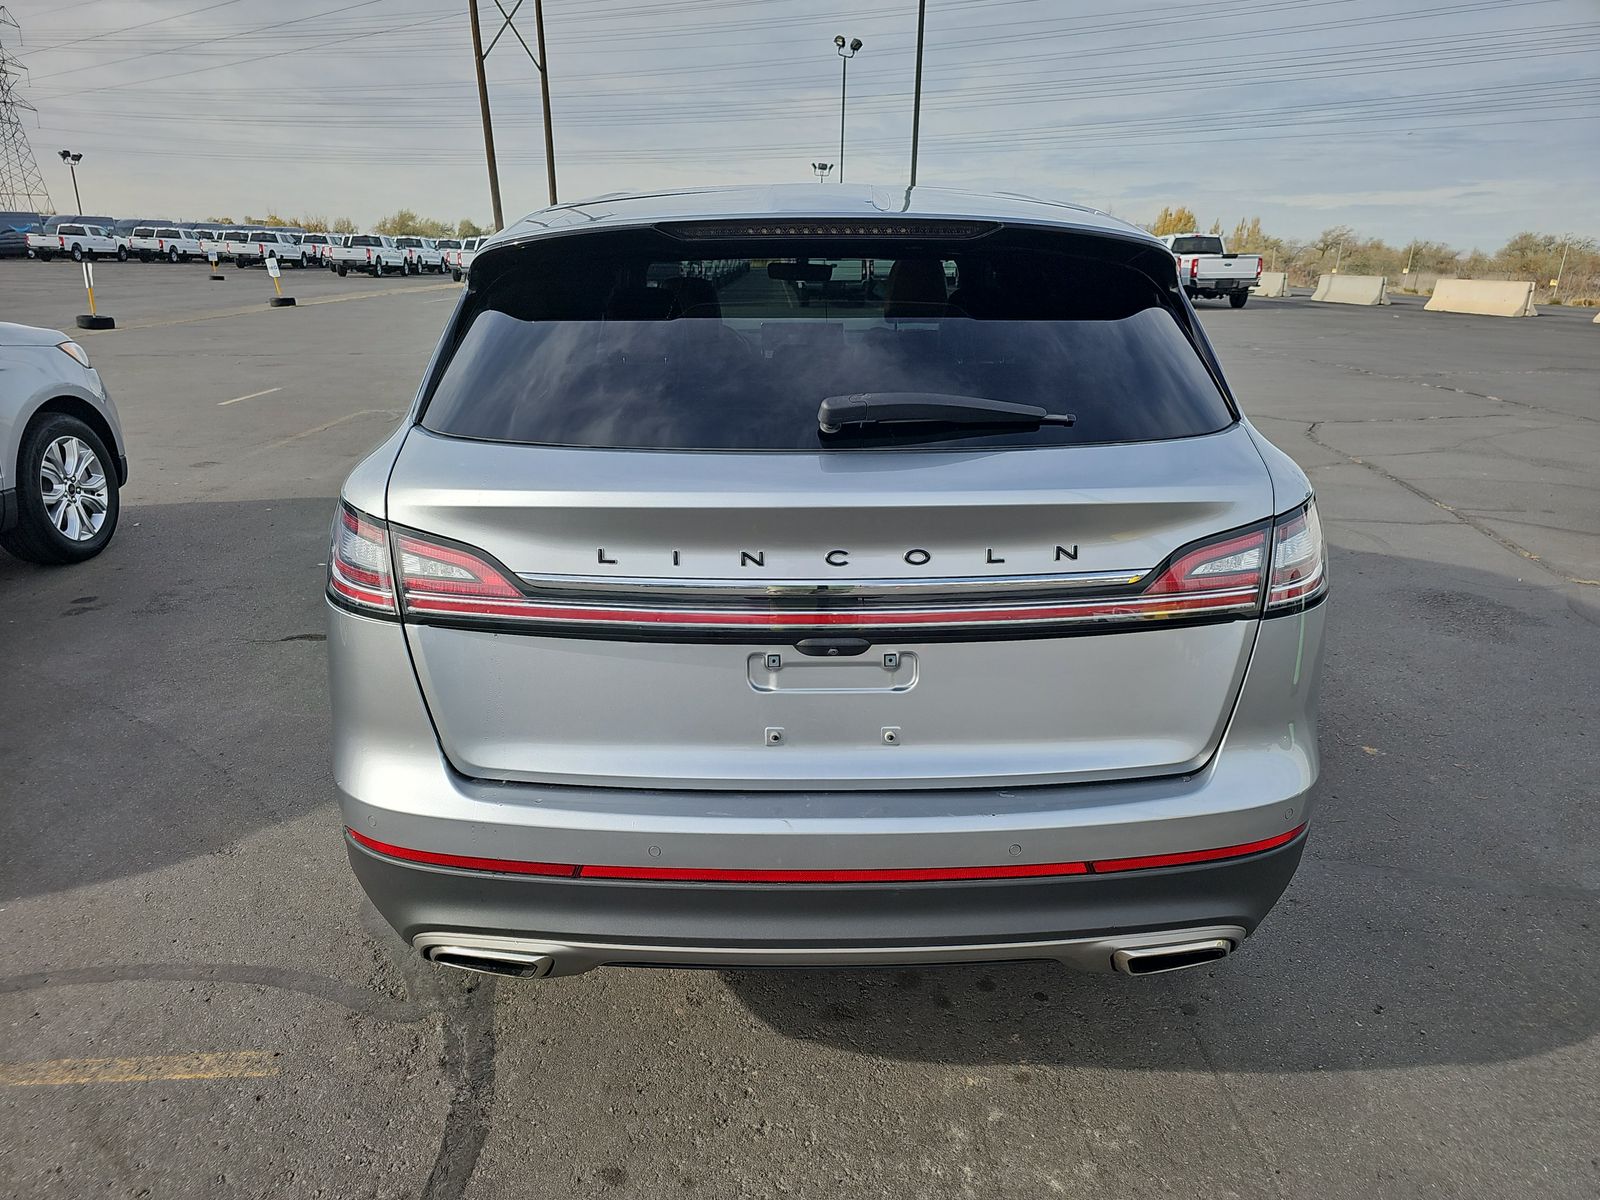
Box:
[413,926,1248,977]
[511,567,1152,605]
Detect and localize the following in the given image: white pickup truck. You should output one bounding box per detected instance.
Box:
[329,233,408,277]
[393,236,444,273]
[27,223,120,262]
[1160,234,1262,308]
[130,225,203,263]
[232,230,303,269]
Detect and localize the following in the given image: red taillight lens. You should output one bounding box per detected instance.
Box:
[1255,257,1263,277]
[1190,256,1199,279]
[1144,528,1267,604]
[1267,500,1328,610]
[395,532,522,613]
[327,502,395,615]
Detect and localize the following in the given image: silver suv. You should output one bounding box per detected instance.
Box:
[327,186,1327,981]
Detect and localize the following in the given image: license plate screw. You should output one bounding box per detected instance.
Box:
[765,727,784,745]
[764,654,782,671]
[882,652,899,670]
[881,726,901,745]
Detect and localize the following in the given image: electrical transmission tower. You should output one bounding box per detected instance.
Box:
[0,7,54,213]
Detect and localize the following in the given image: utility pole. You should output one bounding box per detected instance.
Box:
[908,0,926,188]
[469,0,559,227]
[0,7,54,213]
[533,0,556,206]
[1552,238,1569,300]
[466,1,503,231]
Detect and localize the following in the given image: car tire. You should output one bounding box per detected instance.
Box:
[117,246,130,262]
[70,244,85,262]
[452,269,462,282]
[373,261,384,277]
[0,414,120,566]
[38,251,53,262]
[168,247,180,263]
[1229,292,1248,309]
[337,265,348,277]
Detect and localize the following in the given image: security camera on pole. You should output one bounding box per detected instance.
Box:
[265,254,295,307]
[75,259,113,330]
[833,35,862,183]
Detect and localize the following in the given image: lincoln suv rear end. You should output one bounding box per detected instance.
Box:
[327,185,1327,980]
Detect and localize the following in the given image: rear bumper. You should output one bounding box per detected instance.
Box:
[348,828,1306,975]
[331,597,1325,969]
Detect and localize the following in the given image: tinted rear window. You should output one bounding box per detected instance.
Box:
[349,235,381,247]
[1169,236,1225,255]
[422,230,1230,451]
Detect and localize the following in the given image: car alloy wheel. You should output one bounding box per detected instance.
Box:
[41,435,110,542]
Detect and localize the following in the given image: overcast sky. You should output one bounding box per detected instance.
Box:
[4,0,1597,248]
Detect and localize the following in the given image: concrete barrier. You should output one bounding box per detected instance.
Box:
[1593,309,1599,324]
[1424,278,1537,318]
[1252,271,1289,298]
[1311,274,1390,305]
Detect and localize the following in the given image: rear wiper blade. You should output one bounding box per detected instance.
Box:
[818,392,1075,435]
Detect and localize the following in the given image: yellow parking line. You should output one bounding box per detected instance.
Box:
[0,1052,279,1086]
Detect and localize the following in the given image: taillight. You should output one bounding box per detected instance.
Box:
[327,502,395,615]
[1190,256,1199,279]
[1266,500,1328,611]
[1255,257,1263,277]
[1143,528,1267,608]
[394,532,522,614]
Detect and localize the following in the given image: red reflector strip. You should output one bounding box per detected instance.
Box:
[347,825,1306,882]
[1088,824,1305,873]
[346,829,576,877]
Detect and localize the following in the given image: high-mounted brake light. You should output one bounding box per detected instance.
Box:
[659,219,996,240]
[1266,500,1328,611]
[327,503,396,615]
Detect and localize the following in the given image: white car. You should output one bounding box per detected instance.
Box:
[130,226,203,263]
[0,323,127,564]
[27,223,119,263]
[393,236,445,273]
[329,234,408,277]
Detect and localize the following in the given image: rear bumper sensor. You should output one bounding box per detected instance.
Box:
[346,824,1306,884]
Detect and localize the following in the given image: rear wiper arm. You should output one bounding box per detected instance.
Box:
[818,392,1075,435]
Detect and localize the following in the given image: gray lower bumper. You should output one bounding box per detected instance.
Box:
[349,828,1307,973]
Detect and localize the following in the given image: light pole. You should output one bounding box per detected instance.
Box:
[58,150,83,214]
[909,0,926,188]
[834,35,861,183]
[812,161,833,183]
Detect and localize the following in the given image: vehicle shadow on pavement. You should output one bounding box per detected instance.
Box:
[723,546,1600,1073]
[0,495,339,903]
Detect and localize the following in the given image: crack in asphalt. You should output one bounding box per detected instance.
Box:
[1305,421,1600,587]
[0,913,502,1200]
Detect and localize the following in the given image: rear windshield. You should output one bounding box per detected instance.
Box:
[1169,236,1225,255]
[422,230,1231,451]
[156,228,182,238]
[133,227,155,237]
[349,235,381,247]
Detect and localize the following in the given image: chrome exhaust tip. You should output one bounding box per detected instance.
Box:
[422,943,554,979]
[1111,938,1234,976]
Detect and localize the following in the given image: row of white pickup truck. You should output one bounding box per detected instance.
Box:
[26,223,484,281]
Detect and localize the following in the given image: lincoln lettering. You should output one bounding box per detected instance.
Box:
[593,545,1081,568]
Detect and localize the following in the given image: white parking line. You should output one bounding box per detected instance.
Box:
[219,387,283,407]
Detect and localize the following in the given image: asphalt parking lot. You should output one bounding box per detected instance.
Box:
[1,258,1596,1200]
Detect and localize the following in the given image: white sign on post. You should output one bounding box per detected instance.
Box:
[265,257,281,279]
[208,251,219,266]
[81,262,94,290]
